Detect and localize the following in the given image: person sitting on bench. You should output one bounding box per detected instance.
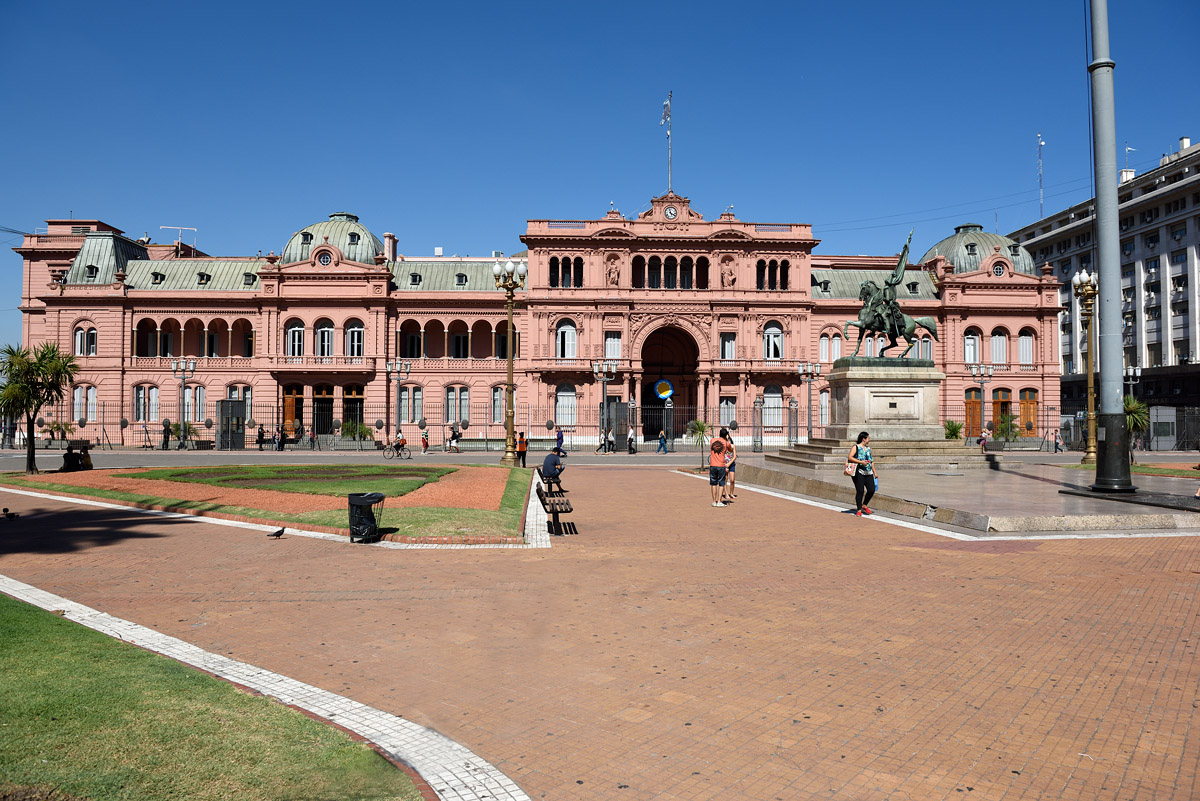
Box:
[61,445,82,473]
[79,445,93,470]
[541,450,565,486]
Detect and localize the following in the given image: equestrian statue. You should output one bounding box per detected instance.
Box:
[844,230,939,358]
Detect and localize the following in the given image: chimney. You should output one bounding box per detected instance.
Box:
[1181,136,1192,151]
[434,246,444,257]
[1119,168,1136,184]
[383,232,397,261]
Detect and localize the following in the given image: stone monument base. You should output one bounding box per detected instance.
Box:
[765,357,998,473]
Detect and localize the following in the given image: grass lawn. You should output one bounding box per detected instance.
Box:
[0,465,532,540]
[0,593,421,801]
[1059,462,1200,480]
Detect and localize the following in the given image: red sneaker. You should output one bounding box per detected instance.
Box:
[862,506,873,515]
[855,510,863,517]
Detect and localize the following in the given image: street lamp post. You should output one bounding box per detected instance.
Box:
[1122,364,1141,396]
[386,360,412,440]
[798,362,822,443]
[1072,269,1099,465]
[967,363,995,442]
[171,359,196,449]
[493,259,527,467]
[592,359,618,451]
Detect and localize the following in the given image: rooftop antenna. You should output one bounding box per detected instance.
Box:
[660,91,672,193]
[1123,141,1136,169]
[1037,132,1046,218]
[160,225,197,254]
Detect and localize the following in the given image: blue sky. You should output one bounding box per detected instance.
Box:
[2,0,1198,347]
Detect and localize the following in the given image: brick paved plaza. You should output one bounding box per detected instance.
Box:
[2,464,1199,800]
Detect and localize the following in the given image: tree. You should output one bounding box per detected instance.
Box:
[0,343,80,474]
[1124,394,1150,465]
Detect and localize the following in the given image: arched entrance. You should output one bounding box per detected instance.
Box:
[639,326,700,440]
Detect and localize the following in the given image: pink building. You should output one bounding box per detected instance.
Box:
[14,197,1060,448]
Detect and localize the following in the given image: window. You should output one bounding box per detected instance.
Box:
[314,320,334,358]
[492,386,504,423]
[455,273,468,287]
[763,321,783,360]
[966,243,977,256]
[831,334,842,360]
[555,383,577,426]
[405,333,421,358]
[1144,232,1160,249]
[72,386,96,422]
[348,232,360,245]
[1171,222,1188,240]
[227,384,252,409]
[1171,249,1187,266]
[720,332,736,360]
[345,321,364,359]
[604,332,621,359]
[906,281,919,295]
[451,332,469,359]
[819,335,829,362]
[85,265,98,281]
[990,330,1008,364]
[719,396,736,426]
[920,337,932,361]
[243,272,256,286]
[285,321,305,358]
[1019,330,1035,365]
[763,385,783,428]
[71,225,91,234]
[190,385,206,422]
[865,337,874,357]
[197,272,211,286]
[134,385,159,423]
[73,326,97,356]
[409,273,422,286]
[819,389,830,426]
[151,272,165,285]
[964,329,981,364]
[555,321,577,359]
[1121,239,1135,259]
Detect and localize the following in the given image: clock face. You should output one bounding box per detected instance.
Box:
[664,206,678,220]
[318,252,332,266]
[992,264,1005,277]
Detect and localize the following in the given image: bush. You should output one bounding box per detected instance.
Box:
[943,420,963,440]
[995,413,1021,442]
[340,421,373,440]
[170,422,198,440]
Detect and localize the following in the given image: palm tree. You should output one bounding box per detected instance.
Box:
[1124,394,1150,465]
[0,343,80,474]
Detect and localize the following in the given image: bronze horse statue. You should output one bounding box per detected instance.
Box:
[845,281,939,358]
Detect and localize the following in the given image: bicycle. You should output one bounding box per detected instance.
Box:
[383,442,411,460]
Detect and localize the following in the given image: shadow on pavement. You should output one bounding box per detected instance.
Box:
[0,501,175,556]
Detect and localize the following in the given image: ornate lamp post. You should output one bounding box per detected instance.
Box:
[1072,268,1099,465]
[967,363,995,441]
[1122,364,1141,396]
[171,358,196,449]
[386,360,412,439]
[493,259,527,467]
[798,362,822,443]
[592,359,618,449]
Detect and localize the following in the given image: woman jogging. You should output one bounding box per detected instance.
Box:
[847,431,877,517]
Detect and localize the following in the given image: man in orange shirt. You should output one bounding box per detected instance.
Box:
[709,438,728,507]
[516,432,527,468]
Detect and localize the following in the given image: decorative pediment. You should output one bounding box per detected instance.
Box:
[707,229,752,241]
[591,228,636,239]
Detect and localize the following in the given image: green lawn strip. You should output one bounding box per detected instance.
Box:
[132,464,453,497]
[1058,463,1200,479]
[0,594,420,801]
[0,466,533,539]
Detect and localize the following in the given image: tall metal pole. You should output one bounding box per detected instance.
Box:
[495,260,525,467]
[1088,0,1134,491]
[1082,289,1098,465]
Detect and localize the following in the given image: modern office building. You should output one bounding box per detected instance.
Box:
[1009,135,1200,407]
[13,192,1062,447]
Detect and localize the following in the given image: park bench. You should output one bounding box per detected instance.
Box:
[535,483,575,536]
[536,465,565,493]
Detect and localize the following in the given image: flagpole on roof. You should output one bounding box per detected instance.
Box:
[661,91,672,193]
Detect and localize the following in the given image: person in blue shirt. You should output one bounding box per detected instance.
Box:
[542,450,565,481]
[554,426,566,456]
[656,430,668,454]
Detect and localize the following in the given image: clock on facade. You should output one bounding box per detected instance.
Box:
[318,252,332,266]
[991,263,1005,277]
[664,206,678,220]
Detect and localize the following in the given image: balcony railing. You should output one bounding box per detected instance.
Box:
[132,356,254,368]
[270,356,376,369]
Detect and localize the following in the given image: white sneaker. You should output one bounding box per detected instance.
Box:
[712,502,726,507]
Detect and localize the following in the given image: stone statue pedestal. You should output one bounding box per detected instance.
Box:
[765,356,998,473]
[825,357,944,442]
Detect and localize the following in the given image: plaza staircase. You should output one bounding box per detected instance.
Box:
[765,438,998,474]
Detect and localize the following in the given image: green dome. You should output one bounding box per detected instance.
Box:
[282,212,384,264]
[919,223,1037,275]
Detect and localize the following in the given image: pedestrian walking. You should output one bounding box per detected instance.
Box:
[161,420,171,451]
[719,427,738,502]
[554,426,565,457]
[627,424,636,455]
[606,426,615,454]
[656,429,667,454]
[709,437,728,507]
[256,425,265,451]
[594,427,607,455]
[847,431,876,517]
[517,432,527,467]
[421,430,429,454]
[979,428,989,454]
[1052,430,1062,453]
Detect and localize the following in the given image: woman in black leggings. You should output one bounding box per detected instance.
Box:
[847,430,876,517]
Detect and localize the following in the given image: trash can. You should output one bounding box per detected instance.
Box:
[348,492,385,543]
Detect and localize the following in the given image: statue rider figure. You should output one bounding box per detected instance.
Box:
[862,230,912,342]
